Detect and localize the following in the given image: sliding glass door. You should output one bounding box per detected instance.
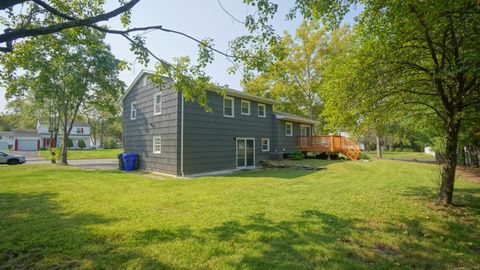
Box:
[236,138,255,168]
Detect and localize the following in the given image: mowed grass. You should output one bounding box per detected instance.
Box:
[365,151,436,160]
[39,148,123,160]
[0,161,479,269]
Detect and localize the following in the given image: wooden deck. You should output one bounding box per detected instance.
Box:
[298,135,361,160]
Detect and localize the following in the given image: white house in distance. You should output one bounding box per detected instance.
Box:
[0,121,92,151]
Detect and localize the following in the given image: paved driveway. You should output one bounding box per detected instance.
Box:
[13,151,43,162]
[24,159,119,170]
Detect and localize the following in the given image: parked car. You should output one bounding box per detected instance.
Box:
[0,151,26,165]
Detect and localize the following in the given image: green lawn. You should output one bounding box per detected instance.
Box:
[365,151,436,160]
[1,161,479,269]
[39,148,123,160]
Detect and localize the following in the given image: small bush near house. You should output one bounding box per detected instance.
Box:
[290,150,305,160]
[77,139,86,149]
[67,138,74,149]
[104,138,117,149]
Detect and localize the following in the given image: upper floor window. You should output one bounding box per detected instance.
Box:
[76,128,84,134]
[241,100,250,115]
[223,96,234,118]
[285,122,293,136]
[261,138,270,152]
[258,104,266,118]
[153,136,161,154]
[154,92,162,115]
[131,101,137,120]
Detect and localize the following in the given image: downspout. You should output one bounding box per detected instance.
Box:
[180,93,185,177]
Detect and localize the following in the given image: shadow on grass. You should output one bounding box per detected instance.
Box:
[0,192,176,269]
[2,191,479,269]
[228,168,317,179]
[200,208,480,269]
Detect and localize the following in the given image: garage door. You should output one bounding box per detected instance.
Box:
[17,139,38,151]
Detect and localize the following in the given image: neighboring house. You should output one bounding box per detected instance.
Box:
[120,70,318,177]
[37,120,91,149]
[0,131,15,150]
[0,121,92,151]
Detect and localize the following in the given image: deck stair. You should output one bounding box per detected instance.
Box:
[297,135,361,160]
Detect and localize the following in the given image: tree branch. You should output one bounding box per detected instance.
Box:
[0,0,140,44]
[0,0,25,10]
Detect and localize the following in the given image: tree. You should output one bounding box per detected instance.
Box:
[243,23,353,126]
[1,26,125,165]
[237,0,480,204]
[77,139,86,149]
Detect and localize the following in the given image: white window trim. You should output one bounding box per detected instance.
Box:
[285,122,293,136]
[154,92,162,115]
[241,100,250,115]
[261,138,270,152]
[130,101,137,120]
[258,103,266,118]
[153,136,162,154]
[223,96,234,118]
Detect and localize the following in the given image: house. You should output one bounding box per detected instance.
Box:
[0,121,92,151]
[36,120,92,149]
[0,131,15,150]
[120,70,331,177]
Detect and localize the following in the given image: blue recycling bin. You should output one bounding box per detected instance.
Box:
[121,152,138,171]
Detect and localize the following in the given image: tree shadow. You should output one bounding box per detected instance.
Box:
[203,210,381,269]
[227,169,318,179]
[0,192,176,269]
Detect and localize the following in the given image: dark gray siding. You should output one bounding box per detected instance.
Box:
[182,91,273,175]
[272,120,313,153]
[122,75,180,175]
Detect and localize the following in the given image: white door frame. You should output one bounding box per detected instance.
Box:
[236,137,256,168]
[300,125,312,147]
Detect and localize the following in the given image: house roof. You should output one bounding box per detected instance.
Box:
[38,120,90,127]
[273,111,319,125]
[12,129,40,137]
[119,70,277,105]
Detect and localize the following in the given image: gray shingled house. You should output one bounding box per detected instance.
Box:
[120,70,318,177]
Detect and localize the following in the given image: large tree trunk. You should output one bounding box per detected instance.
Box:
[100,119,105,148]
[60,118,69,165]
[376,136,382,158]
[438,121,460,204]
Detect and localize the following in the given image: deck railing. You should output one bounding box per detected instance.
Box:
[297,135,361,160]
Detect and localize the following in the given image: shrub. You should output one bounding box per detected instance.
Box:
[290,150,304,160]
[78,139,86,149]
[67,138,74,148]
[359,153,370,160]
[104,138,117,149]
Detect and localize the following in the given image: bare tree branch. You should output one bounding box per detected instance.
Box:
[0,0,140,44]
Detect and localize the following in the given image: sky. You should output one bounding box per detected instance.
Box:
[0,0,361,113]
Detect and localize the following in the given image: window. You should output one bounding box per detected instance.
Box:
[261,138,270,152]
[285,122,293,136]
[223,96,234,117]
[131,101,137,120]
[143,76,148,87]
[154,92,162,115]
[153,136,161,154]
[76,128,84,134]
[241,100,250,115]
[258,103,266,118]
